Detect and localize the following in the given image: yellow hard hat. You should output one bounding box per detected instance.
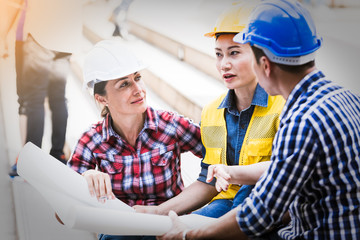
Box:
[204,0,260,38]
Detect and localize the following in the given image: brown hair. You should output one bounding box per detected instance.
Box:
[94,81,110,117]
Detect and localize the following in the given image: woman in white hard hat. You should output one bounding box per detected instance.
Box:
[134,0,285,223]
[67,39,203,240]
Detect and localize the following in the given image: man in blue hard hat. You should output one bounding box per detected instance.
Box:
[157,0,360,239]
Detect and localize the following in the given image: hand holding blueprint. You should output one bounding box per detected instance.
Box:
[17,142,216,235]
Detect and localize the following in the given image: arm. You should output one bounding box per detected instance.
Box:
[134,180,218,215]
[158,209,248,240]
[68,132,115,203]
[207,162,271,192]
[175,114,203,158]
[0,0,23,57]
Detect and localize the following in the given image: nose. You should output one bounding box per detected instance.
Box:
[133,81,144,95]
[221,56,231,72]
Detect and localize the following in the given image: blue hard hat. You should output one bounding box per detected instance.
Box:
[234,0,322,65]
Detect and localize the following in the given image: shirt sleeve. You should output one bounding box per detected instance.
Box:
[197,161,216,186]
[67,131,97,174]
[174,114,203,158]
[236,118,319,237]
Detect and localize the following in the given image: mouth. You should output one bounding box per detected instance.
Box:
[223,73,236,82]
[131,97,144,104]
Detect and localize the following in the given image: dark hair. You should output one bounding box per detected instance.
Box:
[93,80,110,117]
[251,46,315,73]
[215,32,237,40]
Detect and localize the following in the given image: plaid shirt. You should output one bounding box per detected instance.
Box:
[68,107,203,206]
[237,70,360,239]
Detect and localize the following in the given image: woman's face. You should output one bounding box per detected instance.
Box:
[103,72,147,116]
[215,34,257,90]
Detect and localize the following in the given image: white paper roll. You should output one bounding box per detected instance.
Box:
[17,142,217,235]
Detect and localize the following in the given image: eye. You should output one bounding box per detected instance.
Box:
[119,81,129,88]
[215,52,223,58]
[230,50,240,56]
[135,75,142,81]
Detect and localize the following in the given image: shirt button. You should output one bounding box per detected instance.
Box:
[241,124,245,129]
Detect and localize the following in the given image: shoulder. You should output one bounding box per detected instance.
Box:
[207,92,227,108]
[202,92,228,116]
[77,120,104,146]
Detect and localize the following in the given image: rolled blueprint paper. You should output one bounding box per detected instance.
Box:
[17,142,217,235]
[68,205,172,235]
[17,142,134,221]
[67,205,217,236]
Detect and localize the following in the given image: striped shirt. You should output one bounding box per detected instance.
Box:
[237,70,360,239]
[68,107,203,206]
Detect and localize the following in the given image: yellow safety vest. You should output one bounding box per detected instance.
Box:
[201,92,285,200]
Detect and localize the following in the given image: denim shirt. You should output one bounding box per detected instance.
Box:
[198,84,268,185]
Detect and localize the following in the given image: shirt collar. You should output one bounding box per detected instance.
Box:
[280,69,325,120]
[101,107,159,142]
[218,83,269,110]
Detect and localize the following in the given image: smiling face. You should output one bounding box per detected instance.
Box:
[215,34,257,90]
[96,72,147,116]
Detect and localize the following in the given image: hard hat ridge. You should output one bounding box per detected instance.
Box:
[234,0,322,65]
[83,39,147,90]
[204,0,261,38]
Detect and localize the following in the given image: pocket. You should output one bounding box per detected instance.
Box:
[95,153,124,174]
[203,148,223,165]
[245,139,273,165]
[151,151,173,166]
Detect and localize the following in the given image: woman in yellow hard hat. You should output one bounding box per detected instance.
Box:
[134,0,285,221]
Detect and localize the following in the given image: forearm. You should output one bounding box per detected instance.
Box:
[157,181,218,215]
[229,161,271,185]
[0,0,23,39]
[186,208,248,240]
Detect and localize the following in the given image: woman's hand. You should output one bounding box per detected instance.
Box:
[81,169,116,203]
[206,164,232,192]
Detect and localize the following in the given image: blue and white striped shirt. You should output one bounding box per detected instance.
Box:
[237,70,360,239]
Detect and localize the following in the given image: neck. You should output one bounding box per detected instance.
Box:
[233,81,257,111]
[279,66,316,100]
[111,112,145,147]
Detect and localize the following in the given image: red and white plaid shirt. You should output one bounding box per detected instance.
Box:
[68,107,203,206]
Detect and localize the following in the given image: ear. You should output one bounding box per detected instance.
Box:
[95,94,108,106]
[261,56,272,78]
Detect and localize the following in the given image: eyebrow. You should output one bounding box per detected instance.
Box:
[215,45,241,51]
[115,72,139,82]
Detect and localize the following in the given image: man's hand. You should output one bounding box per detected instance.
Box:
[82,169,116,203]
[157,211,188,240]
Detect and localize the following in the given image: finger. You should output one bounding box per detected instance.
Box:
[98,176,107,203]
[206,165,216,182]
[83,174,95,197]
[104,174,113,199]
[93,175,101,200]
[109,192,116,200]
[215,177,229,192]
[168,210,178,220]
[217,167,231,181]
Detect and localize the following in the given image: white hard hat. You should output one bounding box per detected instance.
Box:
[83,39,147,90]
